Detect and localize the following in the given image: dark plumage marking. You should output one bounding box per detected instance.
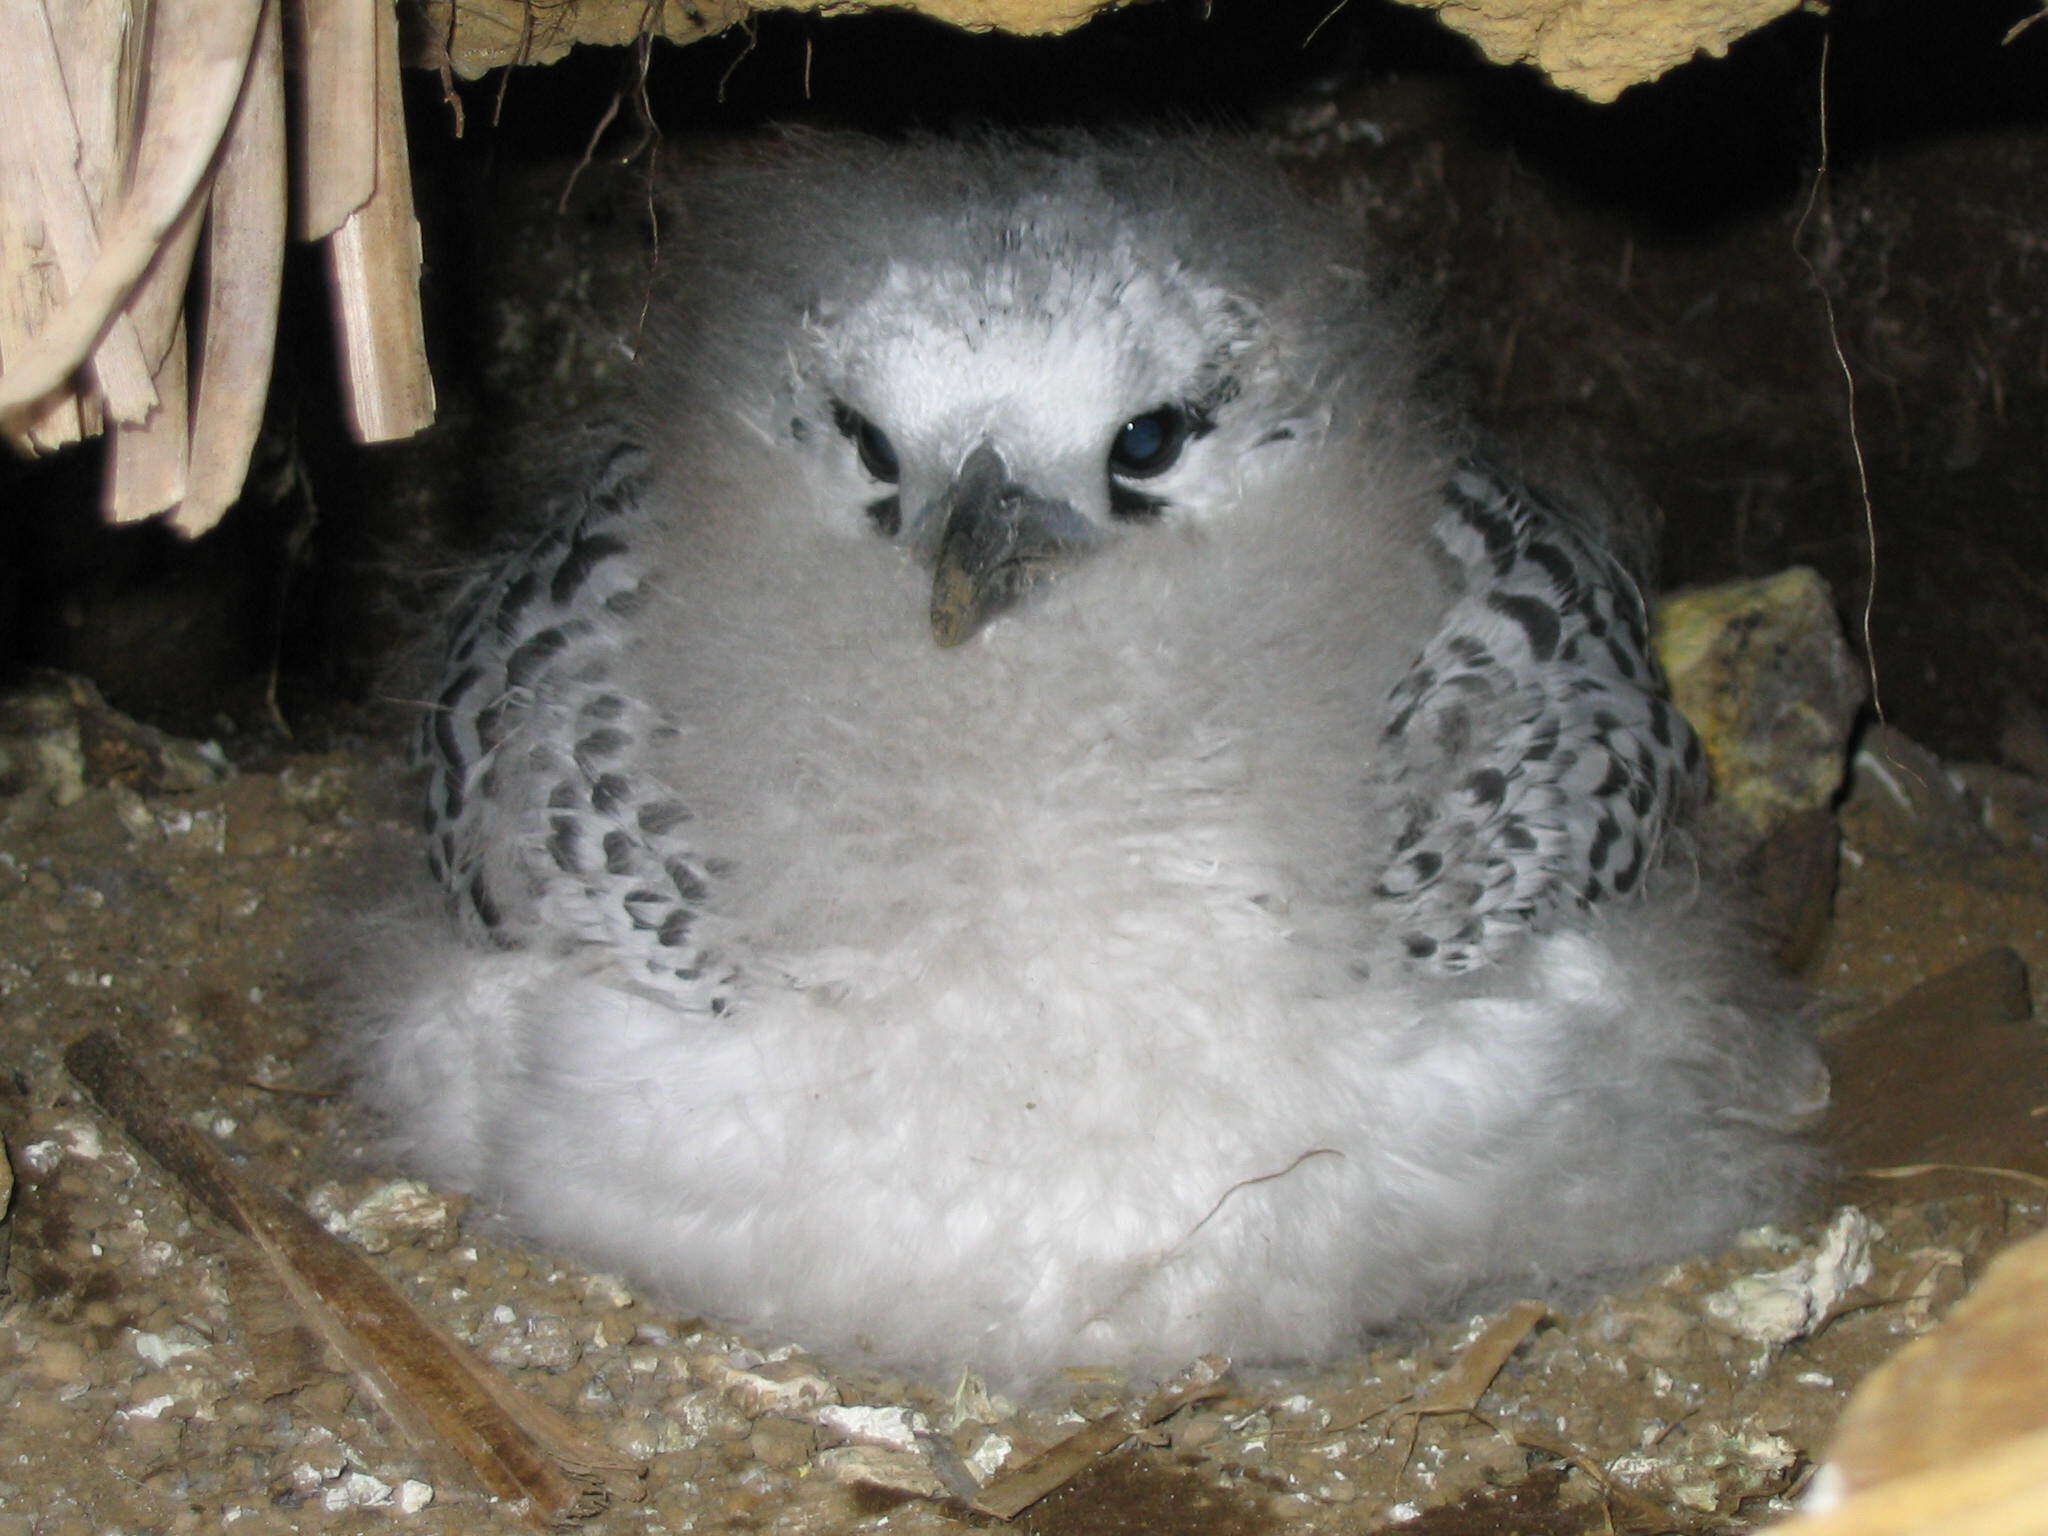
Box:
[494,570,543,636]
[1612,841,1646,894]
[1452,496,1517,569]
[591,774,630,816]
[551,533,629,605]
[1626,776,1656,816]
[475,699,510,752]
[622,890,669,927]
[438,663,482,714]
[866,495,902,536]
[469,874,502,931]
[602,830,634,875]
[1522,539,1577,594]
[1189,375,1237,423]
[1647,700,1673,747]
[431,704,467,781]
[575,728,630,763]
[1486,592,1563,662]
[580,693,628,723]
[657,909,693,947]
[1587,814,1619,872]
[548,815,584,873]
[666,858,708,902]
[505,625,570,690]
[1464,768,1508,807]
[1110,484,1166,521]
[638,799,691,836]
[605,586,646,618]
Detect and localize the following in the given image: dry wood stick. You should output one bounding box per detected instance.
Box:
[0,0,158,438]
[968,1356,1231,1519]
[174,0,288,536]
[324,0,436,442]
[294,0,378,240]
[0,0,257,425]
[64,1029,643,1529]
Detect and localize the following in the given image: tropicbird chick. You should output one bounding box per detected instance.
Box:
[360,132,1826,1386]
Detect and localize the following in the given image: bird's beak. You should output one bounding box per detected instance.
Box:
[928,444,1096,647]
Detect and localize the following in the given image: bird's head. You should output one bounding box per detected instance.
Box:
[794,228,1288,644]
[647,135,1397,647]
[639,134,1418,646]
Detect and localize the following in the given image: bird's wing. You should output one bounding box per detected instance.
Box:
[1367,460,1707,974]
[420,438,730,1010]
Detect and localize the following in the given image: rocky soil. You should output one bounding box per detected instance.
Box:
[1,678,2044,1536]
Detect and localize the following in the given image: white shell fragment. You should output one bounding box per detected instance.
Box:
[812,1403,930,1452]
[1705,1208,1877,1345]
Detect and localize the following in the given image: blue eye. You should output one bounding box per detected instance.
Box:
[1109,407,1189,479]
[832,403,900,482]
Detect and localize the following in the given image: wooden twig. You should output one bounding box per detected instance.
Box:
[295,0,378,240]
[0,0,258,428]
[104,310,193,519]
[1399,1298,1547,1425]
[1856,1165,2048,1195]
[968,1357,1231,1519]
[63,1029,643,1529]
[1,0,144,448]
[174,0,288,536]
[325,0,437,442]
[0,0,158,440]
[102,88,212,522]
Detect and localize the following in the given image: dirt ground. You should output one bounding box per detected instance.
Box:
[3,2,2047,1532]
[1,669,2045,1536]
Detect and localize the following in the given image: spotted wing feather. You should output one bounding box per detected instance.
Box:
[420,439,728,1010]
[1369,461,1707,973]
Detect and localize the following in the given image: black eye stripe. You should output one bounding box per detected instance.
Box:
[831,402,900,483]
[1110,484,1166,521]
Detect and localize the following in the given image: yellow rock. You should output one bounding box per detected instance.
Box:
[1655,568,1863,839]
